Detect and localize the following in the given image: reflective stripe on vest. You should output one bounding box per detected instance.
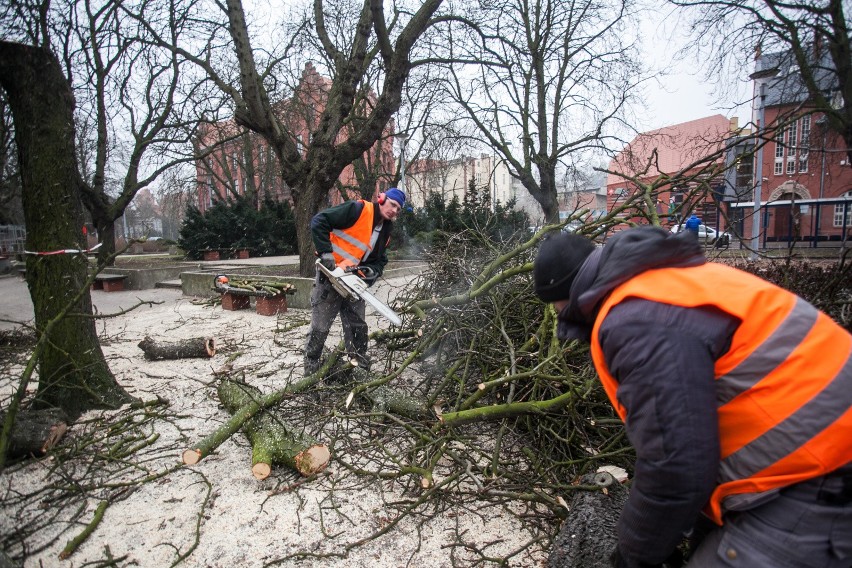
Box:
[330,201,374,269]
[589,262,852,525]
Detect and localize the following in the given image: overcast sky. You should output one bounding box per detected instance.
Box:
[637,2,752,132]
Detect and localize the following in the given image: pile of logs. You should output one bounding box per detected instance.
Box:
[215,276,296,298]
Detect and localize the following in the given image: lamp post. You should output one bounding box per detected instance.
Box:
[748,66,779,260]
[397,133,408,195]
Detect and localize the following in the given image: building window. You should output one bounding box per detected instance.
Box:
[788,121,797,158]
[834,191,852,227]
[786,156,796,174]
[798,116,810,173]
[785,122,797,174]
[774,131,784,175]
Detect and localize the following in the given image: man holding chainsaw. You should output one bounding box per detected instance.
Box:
[304,188,405,375]
[533,227,852,567]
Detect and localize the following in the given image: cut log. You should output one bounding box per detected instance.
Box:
[216,379,330,478]
[137,336,215,360]
[0,408,69,458]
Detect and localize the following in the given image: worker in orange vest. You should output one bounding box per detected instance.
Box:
[533,227,852,567]
[304,188,405,375]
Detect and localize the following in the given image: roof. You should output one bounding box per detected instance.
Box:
[606,115,733,187]
[757,48,838,108]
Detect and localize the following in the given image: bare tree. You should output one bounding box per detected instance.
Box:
[60,0,212,266]
[0,94,24,225]
[670,0,852,163]
[0,41,133,419]
[440,0,645,223]
[133,0,446,275]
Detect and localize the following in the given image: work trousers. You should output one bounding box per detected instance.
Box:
[687,468,852,567]
[303,271,369,374]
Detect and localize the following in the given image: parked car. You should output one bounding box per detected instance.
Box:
[562,221,583,233]
[670,223,730,246]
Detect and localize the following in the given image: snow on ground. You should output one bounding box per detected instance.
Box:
[0,274,549,567]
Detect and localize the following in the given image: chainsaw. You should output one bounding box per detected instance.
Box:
[315,259,402,326]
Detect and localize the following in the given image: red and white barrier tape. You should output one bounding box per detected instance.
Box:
[22,243,102,256]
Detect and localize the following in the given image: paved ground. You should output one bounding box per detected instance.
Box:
[0,273,185,331]
[0,255,301,331]
[0,254,418,331]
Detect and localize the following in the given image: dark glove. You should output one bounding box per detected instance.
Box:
[356,266,378,286]
[610,546,683,568]
[320,252,336,271]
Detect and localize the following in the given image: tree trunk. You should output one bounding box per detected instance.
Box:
[293,176,333,276]
[294,196,317,277]
[214,378,330,478]
[0,41,133,418]
[0,408,68,458]
[94,218,118,267]
[138,336,216,360]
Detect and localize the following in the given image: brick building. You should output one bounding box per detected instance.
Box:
[194,63,396,212]
[605,115,736,232]
[724,48,852,246]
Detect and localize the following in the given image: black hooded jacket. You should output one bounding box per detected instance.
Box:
[558,227,741,566]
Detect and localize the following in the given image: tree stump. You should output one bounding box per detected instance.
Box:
[548,471,628,568]
[137,337,215,360]
[0,408,69,459]
[215,378,330,479]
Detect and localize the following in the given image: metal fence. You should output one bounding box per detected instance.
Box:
[728,197,851,249]
[0,225,26,254]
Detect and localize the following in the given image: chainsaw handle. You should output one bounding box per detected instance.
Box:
[345,265,377,280]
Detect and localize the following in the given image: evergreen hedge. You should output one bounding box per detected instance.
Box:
[178,196,297,260]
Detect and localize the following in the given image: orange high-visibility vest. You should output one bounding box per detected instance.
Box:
[589,262,852,525]
[330,201,375,269]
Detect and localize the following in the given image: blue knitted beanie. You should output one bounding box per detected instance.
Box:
[384,188,406,207]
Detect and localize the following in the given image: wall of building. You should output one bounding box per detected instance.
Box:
[406,153,543,221]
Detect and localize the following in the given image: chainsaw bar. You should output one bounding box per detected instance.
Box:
[316,261,403,326]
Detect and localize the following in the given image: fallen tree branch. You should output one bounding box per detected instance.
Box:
[58,500,108,560]
[181,344,347,466]
[216,378,330,479]
[438,390,577,427]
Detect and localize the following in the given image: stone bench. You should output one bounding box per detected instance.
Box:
[92,273,128,292]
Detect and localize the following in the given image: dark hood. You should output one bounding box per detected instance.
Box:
[557,227,706,341]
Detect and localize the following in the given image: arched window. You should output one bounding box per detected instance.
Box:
[834,191,852,227]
